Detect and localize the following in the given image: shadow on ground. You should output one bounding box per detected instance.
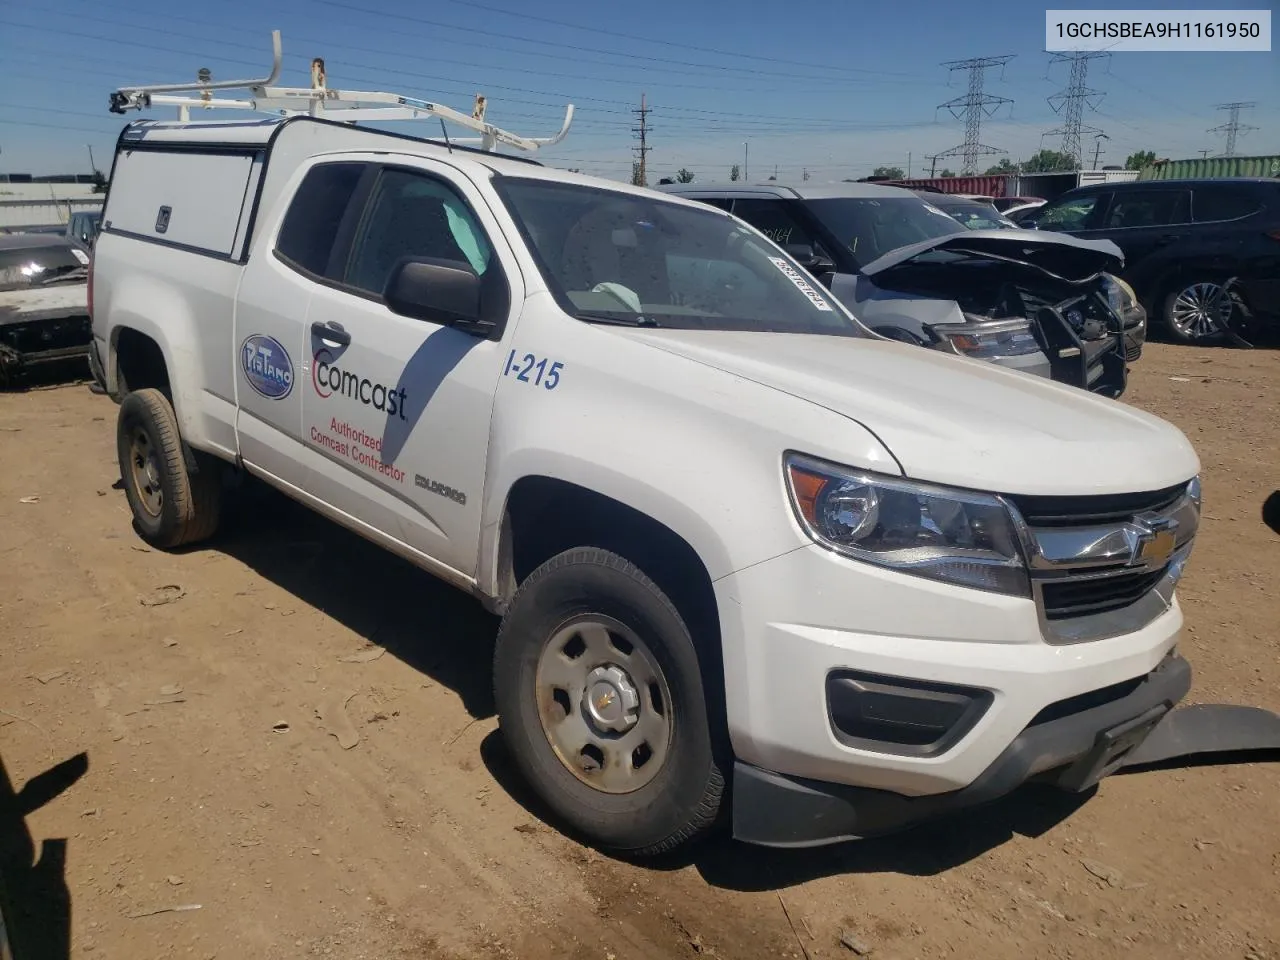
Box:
[0,752,88,960]
[211,482,500,719]
[478,727,1093,890]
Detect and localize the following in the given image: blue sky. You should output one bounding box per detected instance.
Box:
[0,0,1275,182]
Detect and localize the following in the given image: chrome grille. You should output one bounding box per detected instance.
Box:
[1004,479,1199,644]
[1007,484,1187,527]
[1040,565,1171,620]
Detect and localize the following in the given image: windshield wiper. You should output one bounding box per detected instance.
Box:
[574,311,662,328]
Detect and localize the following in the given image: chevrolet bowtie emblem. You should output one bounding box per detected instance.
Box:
[596,692,615,711]
[1137,528,1177,565]
[1126,512,1178,566]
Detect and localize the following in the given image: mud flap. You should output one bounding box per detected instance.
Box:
[1116,703,1280,770]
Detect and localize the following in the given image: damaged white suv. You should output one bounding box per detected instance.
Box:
[91,114,1201,854]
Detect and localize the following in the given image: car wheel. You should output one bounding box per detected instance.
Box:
[116,388,221,548]
[493,547,724,856]
[1162,280,1231,344]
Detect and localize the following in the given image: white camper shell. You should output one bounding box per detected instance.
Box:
[92,107,1203,854]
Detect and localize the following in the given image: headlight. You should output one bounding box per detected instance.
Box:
[784,454,1029,596]
[932,317,1042,360]
[1101,273,1138,314]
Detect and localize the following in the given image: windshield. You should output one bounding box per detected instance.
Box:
[803,197,963,266]
[0,243,86,292]
[497,178,863,335]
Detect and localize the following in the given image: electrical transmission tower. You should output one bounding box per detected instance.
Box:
[1209,102,1257,157]
[631,93,652,186]
[934,55,1015,174]
[1044,51,1109,169]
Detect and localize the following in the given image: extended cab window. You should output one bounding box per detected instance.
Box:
[275,162,365,277]
[497,178,863,336]
[343,169,493,298]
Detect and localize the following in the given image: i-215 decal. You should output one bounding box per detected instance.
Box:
[503,350,563,390]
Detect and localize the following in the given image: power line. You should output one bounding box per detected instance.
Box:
[1044,51,1109,168]
[1208,101,1257,157]
[933,55,1015,174]
[325,0,923,80]
[632,94,652,187]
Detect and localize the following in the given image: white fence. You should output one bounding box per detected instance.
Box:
[0,197,105,230]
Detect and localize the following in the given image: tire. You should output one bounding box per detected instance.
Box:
[494,547,724,856]
[1161,279,1229,345]
[116,388,221,549]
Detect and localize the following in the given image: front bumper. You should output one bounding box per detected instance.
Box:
[714,541,1185,799]
[733,652,1191,847]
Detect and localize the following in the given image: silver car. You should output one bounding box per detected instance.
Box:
[659,182,1142,397]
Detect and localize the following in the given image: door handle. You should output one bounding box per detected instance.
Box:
[311,320,351,347]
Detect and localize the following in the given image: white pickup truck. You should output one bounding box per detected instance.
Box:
[91,115,1202,854]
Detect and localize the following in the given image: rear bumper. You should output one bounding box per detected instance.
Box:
[732,652,1191,847]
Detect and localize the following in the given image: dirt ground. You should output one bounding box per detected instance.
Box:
[1,342,1277,960]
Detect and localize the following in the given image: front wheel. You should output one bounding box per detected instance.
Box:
[1162,280,1230,344]
[493,548,724,856]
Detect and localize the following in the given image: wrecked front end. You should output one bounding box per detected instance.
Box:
[850,230,1132,398]
[0,283,92,387]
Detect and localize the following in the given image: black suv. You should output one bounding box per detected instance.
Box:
[1027,178,1280,343]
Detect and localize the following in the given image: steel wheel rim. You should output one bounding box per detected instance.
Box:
[535,615,674,794]
[1170,282,1231,340]
[128,428,163,517]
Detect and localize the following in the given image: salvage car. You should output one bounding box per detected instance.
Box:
[1023,178,1280,344]
[0,234,91,385]
[661,182,1134,396]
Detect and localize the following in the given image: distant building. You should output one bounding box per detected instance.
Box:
[0,173,101,201]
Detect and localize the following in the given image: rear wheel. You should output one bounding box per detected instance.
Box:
[493,547,724,856]
[1162,279,1231,344]
[116,388,221,548]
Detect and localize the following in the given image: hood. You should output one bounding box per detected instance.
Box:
[615,328,1198,496]
[858,228,1124,282]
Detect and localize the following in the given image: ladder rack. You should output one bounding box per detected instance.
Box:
[108,30,574,153]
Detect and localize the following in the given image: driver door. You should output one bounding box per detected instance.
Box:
[299,159,523,578]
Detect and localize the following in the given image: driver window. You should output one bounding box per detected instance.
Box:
[344,169,493,298]
[730,199,830,260]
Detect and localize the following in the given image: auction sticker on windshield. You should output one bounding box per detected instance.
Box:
[767,257,833,311]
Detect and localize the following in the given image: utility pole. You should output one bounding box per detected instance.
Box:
[631,93,651,186]
[934,55,1015,174]
[907,151,912,178]
[1091,132,1110,169]
[926,154,939,177]
[87,143,97,174]
[1044,50,1109,169]
[743,141,749,181]
[802,167,810,181]
[1209,101,1257,157]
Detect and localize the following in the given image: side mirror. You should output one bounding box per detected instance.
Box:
[384,257,491,334]
[783,242,835,274]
